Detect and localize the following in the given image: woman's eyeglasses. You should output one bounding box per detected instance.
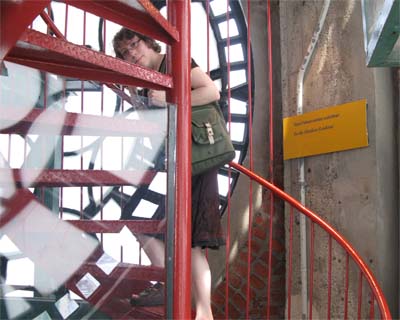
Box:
[120,38,142,58]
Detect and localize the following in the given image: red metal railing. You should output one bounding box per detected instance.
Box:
[229,161,392,320]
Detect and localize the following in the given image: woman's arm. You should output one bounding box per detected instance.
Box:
[190,67,220,106]
[127,86,137,97]
[147,65,220,107]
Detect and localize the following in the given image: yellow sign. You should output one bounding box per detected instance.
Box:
[283,99,368,160]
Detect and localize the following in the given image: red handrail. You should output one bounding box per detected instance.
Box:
[229,161,392,320]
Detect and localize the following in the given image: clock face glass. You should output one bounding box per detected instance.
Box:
[0,1,252,318]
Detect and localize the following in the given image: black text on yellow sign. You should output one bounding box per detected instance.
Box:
[283,99,368,160]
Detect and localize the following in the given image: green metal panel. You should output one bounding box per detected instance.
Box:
[361,0,400,67]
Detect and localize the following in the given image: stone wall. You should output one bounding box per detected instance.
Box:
[280,0,398,317]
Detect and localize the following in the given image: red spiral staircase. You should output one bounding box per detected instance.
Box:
[0,1,392,319]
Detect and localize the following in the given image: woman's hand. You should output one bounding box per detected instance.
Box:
[148,89,167,107]
[127,86,138,96]
[128,86,147,109]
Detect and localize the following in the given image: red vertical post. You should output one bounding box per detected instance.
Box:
[369,293,375,318]
[357,272,363,320]
[167,1,192,319]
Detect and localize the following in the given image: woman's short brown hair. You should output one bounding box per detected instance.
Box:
[112,28,161,59]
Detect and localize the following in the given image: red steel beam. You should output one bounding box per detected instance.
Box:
[63,0,179,44]
[137,0,179,42]
[68,220,164,234]
[66,253,165,319]
[5,29,173,90]
[65,247,164,319]
[39,11,65,39]
[70,262,164,282]
[122,307,164,320]
[67,278,134,319]
[0,0,50,61]
[0,107,163,137]
[168,0,192,319]
[0,169,157,187]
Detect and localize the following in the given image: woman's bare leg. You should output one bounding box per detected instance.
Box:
[130,235,166,306]
[191,247,214,320]
[136,234,165,267]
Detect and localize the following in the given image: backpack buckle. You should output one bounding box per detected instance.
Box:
[204,122,215,144]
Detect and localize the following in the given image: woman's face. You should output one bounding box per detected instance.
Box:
[118,36,153,68]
